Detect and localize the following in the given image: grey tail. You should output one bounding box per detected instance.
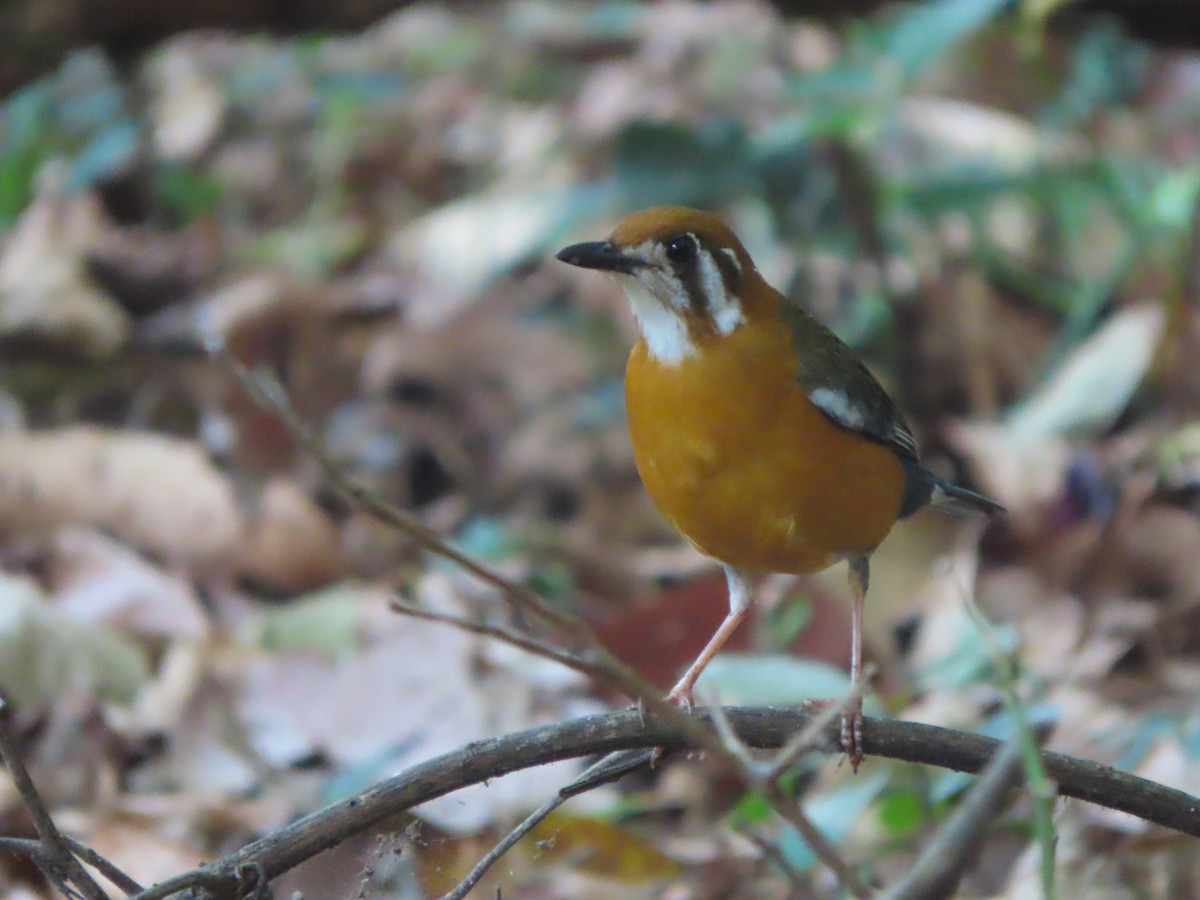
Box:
[899,462,1005,519]
[929,477,1005,517]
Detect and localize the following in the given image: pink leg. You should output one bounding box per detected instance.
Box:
[667,567,751,708]
[843,556,869,772]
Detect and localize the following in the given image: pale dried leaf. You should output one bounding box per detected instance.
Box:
[0,173,129,356]
[237,478,345,593]
[388,191,572,322]
[1005,304,1166,442]
[0,427,243,572]
[48,528,209,641]
[150,38,226,161]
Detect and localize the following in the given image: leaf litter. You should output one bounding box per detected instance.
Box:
[1,0,1200,896]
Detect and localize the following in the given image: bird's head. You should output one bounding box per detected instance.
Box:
[556,206,763,365]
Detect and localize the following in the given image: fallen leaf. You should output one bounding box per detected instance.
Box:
[0,572,148,712]
[149,36,226,162]
[1005,304,1166,443]
[236,478,345,594]
[47,527,209,641]
[0,168,129,356]
[0,427,243,572]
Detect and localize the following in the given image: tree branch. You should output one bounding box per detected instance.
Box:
[218,344,870,892]
[881,730,1039,900]
[0,698,110,900]
[130,706,1200,899]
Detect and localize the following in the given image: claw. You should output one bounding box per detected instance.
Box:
[665,684,694,711]
[840,698,865,773]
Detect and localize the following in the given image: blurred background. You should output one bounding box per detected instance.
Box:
[2,0,1200,896]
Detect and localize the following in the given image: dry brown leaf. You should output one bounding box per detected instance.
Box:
[386,191,573,318]
[138,272,288,351]
[83,817,208,893]
[236,477,345,593]
[125,675,261,797]
[0,169,129,356]
[236,575,592,833]
[1112,504,1200,602]
[944,419,1072,519]
[149,36,227,162]
[47,528,209,641]
[0,427,243,572]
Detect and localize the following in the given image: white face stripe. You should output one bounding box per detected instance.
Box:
[696,243,745,337]
[613,237,745,366]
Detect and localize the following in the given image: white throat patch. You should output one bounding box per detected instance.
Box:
[613,238,745,366]
[618,273,696,365]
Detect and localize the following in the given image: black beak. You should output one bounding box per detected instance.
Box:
[556,241,644,274]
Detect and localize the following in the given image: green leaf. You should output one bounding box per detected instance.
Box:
[730,791,774,827]
[881,0,1012,83]
[254,581,384,658]
[0,574,148,710]
[879,787,927,836]
[694,654,853,707]
[67,119,139,191]
[778,771,890,871]
[156,163,222,222]
[0,83,56,225]
[613,121,757,209]
[766,596,813,648]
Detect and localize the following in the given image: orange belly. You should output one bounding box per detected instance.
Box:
[625,316,904,574]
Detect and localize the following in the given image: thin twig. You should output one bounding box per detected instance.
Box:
[558,748,660,798]
[213,344,870,895]
[207,342,587,642]
[211,343,744,760]
[440,793,567,900]
[389,599,584,673]
[763,779,875,899]
[881,731,1037,900]
[708,694,757,769]
[0,835,147,896]
[64,836,145,896]
[707,681,876,896]
[968,599,1058,900]
[131,706,1200,900]
[0,699,109,900]
[440,750,642,900]
[395,599,870,894]
[205,341,1200,900]
[749,833,809,900]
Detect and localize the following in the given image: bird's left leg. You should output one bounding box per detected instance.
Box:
[666,566,751,708]
[844,555,870,772]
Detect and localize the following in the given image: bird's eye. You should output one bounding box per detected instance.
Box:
[665,234,697,265]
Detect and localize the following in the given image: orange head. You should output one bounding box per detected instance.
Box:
[557,206,772,365]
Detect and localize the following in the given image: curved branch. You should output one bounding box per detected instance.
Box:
[134,706,1200,899]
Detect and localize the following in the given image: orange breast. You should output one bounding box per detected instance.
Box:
[625,311,904,574]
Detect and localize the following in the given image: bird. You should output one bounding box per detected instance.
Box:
[556,205,1003,770]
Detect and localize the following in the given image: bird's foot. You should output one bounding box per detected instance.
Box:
[840,697,865,774]
[665,682,695,711]
[801,698,865,772]
[647,683,698,766]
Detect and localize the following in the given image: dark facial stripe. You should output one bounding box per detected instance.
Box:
[711,246,742,298]
[674,251,708,319]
